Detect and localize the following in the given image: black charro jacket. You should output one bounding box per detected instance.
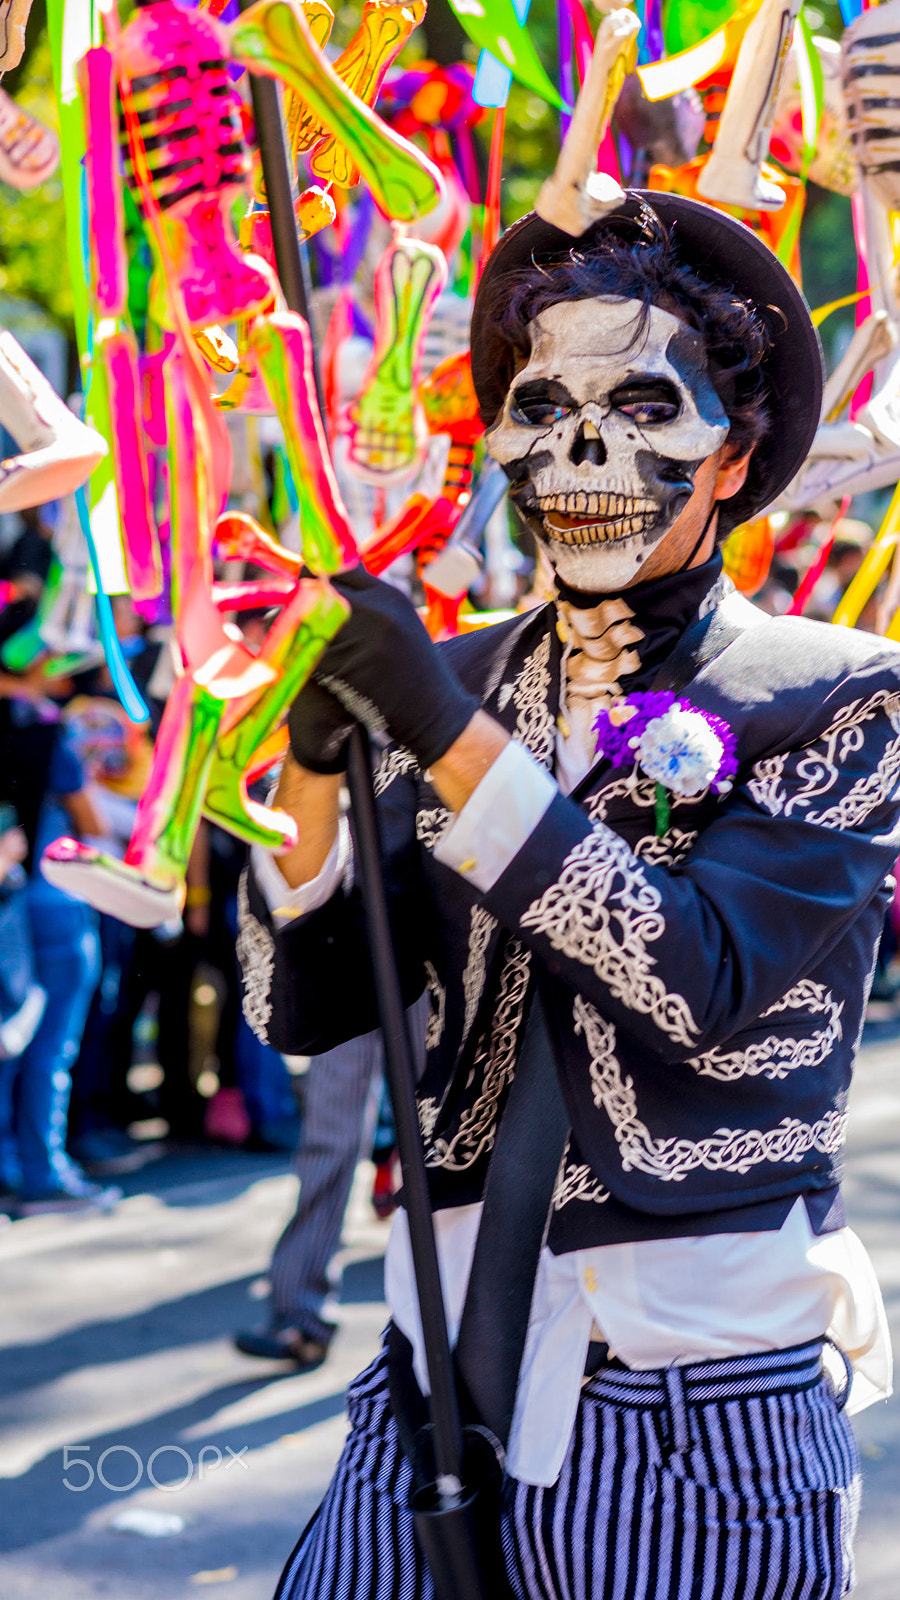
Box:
[237,568,900,1252]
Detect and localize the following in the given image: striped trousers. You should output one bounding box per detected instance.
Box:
[274,1335,860,1600]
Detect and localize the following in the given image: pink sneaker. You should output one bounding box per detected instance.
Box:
[204,1087,251,1146]
[0,86,59,191]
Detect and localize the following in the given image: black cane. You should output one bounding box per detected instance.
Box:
[242,61,326,418]
[246,52,496,1598]
[345,728,465,1491]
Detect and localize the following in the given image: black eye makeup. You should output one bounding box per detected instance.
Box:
[609,380,681,426]
[509,379,578,428]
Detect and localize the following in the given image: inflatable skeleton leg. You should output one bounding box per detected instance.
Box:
[535,8,640,235]
[0,333,106,514]
[697,0,801,211]
[0,0,34,71]
[772,12,900,512]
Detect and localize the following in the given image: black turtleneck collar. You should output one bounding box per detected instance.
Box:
[554,550,725,691]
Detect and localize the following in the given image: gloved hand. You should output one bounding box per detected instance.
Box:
[305,565,479,770]
[288,677,355,774]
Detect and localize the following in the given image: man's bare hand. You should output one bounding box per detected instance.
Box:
[269,752,343,890]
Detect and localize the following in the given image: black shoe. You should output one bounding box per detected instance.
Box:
[233,1322,333,1370]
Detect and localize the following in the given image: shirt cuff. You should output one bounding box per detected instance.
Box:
[250,817,351,926]
[433,739,558,892]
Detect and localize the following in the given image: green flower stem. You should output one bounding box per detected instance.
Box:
[654,782,670,838]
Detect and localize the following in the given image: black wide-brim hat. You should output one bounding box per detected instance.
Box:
[470,191,824,533]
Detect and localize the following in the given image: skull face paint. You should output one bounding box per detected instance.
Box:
[485,298,730,591]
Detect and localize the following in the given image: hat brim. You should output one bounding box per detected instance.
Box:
[470,192,824,531]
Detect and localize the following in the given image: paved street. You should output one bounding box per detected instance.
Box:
[1,1023,899,1600]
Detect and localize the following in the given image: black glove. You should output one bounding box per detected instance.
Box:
[287,677,355,774]
[307,565,479,770]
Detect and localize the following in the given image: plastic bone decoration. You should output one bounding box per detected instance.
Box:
[535,7,640,236]
[0,85,60,191]
[0,333,106,513]
[282,0,426,189]
[771,33,854,197]
[0,0,61,194]
[43,314,355,928]
[115,1,274,332]
[42,0,378,928]
[844,2,900,212]
[346,235,448,485]
[773,4,900,515]
[353,347,486,638]
[637,0,803,236]
[229,0,444,223]
[0,0,33,69]
[696,0,802,211]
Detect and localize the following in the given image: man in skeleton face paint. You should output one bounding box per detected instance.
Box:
[486,293,740,594]
[481,205,771,597]
[240,194,898,1600]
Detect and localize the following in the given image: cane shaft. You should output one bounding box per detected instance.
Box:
[347,728,464,1489]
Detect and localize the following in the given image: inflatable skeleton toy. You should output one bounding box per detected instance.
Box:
[774,1,900,515]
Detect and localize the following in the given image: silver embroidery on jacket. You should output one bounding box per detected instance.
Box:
[687,980,844,1082]
[424,960,446,1052]
[512,632,555,765]
[521,830,699,1047]
[587,773,658,822]
[748,688,900,828]
[430,938,532,1171]
[416,805,452,852]
[575,995,846,1181]
[236,869,275,1042]
[747,753,786,815]
[553,1141,610,1210]
[634,829,698,867]
[373,745,419,797]
[587,773,709,824]
[418,1096,440,1142]
[461,904,496,1045]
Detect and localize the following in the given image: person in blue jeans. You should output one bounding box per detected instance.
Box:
[0,699,117,1215]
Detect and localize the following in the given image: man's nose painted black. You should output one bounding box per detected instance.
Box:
[569,423,607,468]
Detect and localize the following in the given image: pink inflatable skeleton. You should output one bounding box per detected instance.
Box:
[42,0,442,928]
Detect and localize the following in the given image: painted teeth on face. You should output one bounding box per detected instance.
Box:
[541,511,658,545]
[537,493,657,516]
[535,492,660,517]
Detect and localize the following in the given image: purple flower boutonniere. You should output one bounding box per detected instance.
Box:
[593,691,738,836]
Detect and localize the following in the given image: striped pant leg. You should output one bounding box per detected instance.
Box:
[275,1343,433,1600]
[503,1345,862,1600]
[269,1031,383,1339]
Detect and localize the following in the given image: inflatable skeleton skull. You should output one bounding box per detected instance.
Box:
[485,297,729,591]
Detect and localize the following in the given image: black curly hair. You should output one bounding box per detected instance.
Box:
[481,205,773,464]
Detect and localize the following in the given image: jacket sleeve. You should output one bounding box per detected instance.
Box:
[236,750,427,1055]
[465,670,900,1062]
